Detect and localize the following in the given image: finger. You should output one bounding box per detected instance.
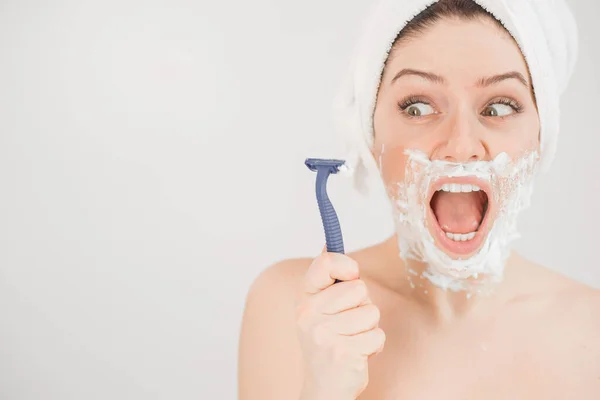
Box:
[322,304,380,335]
[310,279,371,314]
[348,327,386,356]
[304,253,360,294]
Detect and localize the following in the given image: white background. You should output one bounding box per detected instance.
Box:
[1,0,598,399]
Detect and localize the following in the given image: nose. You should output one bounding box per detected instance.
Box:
[431,111,487,163]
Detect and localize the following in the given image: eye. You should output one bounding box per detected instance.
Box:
[398,97,435,118]
[405,103,435,117]
[481,99,523,117]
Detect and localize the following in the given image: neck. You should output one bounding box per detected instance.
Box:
[370,235,521,322]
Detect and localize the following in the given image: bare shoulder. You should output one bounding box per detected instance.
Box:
[554,282,600,323]
[532,259,600,313]
[510,255,600,339]
[241,256,314,335]
[508,258,600,385]
[553,284,600,381]
[559,283,600,326]
[237,258,312,400]
[244,257,313,306]
[536,266,600,348]
[513,255,600,303]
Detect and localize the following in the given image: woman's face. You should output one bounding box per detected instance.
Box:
[373,17,540,263]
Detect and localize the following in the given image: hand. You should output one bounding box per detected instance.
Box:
[295,249,385,400]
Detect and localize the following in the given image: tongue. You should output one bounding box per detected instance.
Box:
[431,192,484,234]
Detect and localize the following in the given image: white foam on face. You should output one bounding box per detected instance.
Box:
[337,163,354,177]
[386,149,539,293]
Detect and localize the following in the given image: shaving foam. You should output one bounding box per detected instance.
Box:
[337,163,354,177]
[386,149,539,294]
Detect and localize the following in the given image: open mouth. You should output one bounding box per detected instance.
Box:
[427,177,492,257]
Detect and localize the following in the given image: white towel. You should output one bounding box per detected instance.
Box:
[333,0,579,193]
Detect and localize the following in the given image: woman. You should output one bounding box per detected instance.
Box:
[239,0,600,399]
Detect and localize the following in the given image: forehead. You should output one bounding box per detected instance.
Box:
[383,17,530,84]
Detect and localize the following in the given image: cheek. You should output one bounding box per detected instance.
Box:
[372,104,408,187]
[371,142,409,190]
[374,101,435,146]
[372,105,437,188]
[490,117,541,156]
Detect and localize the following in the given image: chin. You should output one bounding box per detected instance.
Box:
[390,149,540,292]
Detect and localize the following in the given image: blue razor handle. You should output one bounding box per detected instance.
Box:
[305,158,346,283]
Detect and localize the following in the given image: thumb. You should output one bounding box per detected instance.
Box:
[319,243,344,285]
[320,244,328,255]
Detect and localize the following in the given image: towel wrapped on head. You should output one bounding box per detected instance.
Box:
[332,0,579,193]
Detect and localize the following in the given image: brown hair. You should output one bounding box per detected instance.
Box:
[391,0,505,47]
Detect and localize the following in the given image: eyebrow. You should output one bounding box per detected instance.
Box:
[390,68,529,88]
[391,69,445,85]
[476,71,529,88]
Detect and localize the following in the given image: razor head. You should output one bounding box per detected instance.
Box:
[305,158,346,174]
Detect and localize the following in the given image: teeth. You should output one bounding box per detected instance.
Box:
[445,231,477,242]
[438,183,481,193]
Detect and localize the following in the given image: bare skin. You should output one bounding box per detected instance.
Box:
[238,15,600,400]
[239,238,600,399]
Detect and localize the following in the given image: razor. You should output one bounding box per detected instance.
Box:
[305,158,347,283]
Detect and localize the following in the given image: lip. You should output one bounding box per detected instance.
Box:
[426,176,494,258]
